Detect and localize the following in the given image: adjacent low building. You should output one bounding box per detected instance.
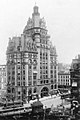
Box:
[6,5,58,101]
[58,71,70,92]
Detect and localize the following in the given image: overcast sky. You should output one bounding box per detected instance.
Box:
[0,0,80,64]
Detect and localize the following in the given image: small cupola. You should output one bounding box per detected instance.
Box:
[33,5,39,14]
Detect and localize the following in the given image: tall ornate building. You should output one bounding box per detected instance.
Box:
[6,5,58,100]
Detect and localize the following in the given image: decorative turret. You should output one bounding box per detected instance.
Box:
[32,5,40,28]
[33,5,40,15]
[23,5,47,33]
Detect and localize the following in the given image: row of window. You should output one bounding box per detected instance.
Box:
[40,44,48,49]
[58,75,70,78]
[40,56,48,60]
[40,79,56,84]
[28,75,37,81]
[40,52,48,56]
[7,53,37,59]
[8,73,56,82]
[58,82,70,86]
[40,75,48,79]
[58,79,70,82]
[28,81,37,86]
[0,72,6,76]
[40,70,48,74]
[61,79,69,81]
[40,39,48,44]
[7,58,37,64]
[40,80,49,84]
[17,81,25,86]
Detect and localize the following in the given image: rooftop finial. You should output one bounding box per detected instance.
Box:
[35,2,36,6]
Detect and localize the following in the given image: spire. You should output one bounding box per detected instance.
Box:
[35,2,36,6]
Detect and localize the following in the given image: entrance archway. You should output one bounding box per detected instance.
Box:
[41,87,49,98]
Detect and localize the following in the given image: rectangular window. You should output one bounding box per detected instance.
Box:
[28,81,32,86]
[23,70,25,75]
[33,81,36,85]
[40,75,42,79]
[17,82,20,86]
[28,76,32,80]
[46,66,48,69]
[46,70,48,74]
[40,80,43,84]
[18,96,21,100]
[23,82,25,86]
[23,65,25,69]
[46,75,48,78]
[46,80,48,83]
[12,71,15,75]
[17,72,20,75]
[28,65,32,69]
[12,81,15,85]
[23,76,25,80]
[54,75,56,79]
[50,70,53,74]
[33,76,37,80]
[40,70,42,74]
[17,65,20,69]
[17,59,21,63]
[18,91,20,94]
[28,69,32,75]
[43,75,45,79]
[33,66,37,70]
[51,75,53,78]
[51,80,53,83]
[17,76,20,80]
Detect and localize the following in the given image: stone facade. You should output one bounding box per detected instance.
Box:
[6,5,58,100]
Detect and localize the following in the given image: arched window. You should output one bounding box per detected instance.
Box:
[41,87,49,98]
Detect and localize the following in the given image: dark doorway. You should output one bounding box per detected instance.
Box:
[41,87,49,98]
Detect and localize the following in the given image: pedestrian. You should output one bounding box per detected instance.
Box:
[51,104,54,112]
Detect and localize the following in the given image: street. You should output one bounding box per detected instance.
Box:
[30,94,71,109]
